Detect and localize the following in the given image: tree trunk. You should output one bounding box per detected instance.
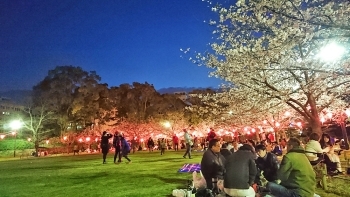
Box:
[309,118,322,135]
[35,141,39,157]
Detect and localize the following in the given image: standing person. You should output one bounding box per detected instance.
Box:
[255,144,280,183]
[183,129,193,159]
[101,131,113,164]
[201,139,226,193]
[147,137,155,152]
[73,144,79,155]
[224,144,257,197]
[131,137,138,154]
[173,134,179,151]
[266,138,316,197]
[120,134,132,163]
[207,128,217,142]
[113,132,122,164]
[160,138,166,155]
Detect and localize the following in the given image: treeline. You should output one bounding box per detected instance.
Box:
[27,66,217,138]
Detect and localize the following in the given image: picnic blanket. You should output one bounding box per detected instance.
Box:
[178,163,201,173]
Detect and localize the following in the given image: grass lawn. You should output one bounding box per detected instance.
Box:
[0,150,348,197]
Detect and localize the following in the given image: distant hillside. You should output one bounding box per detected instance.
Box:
[157,87,217,94]
[0,90,32,104]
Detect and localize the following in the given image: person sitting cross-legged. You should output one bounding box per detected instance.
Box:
[224,144,257,197]
[255,144,280,183]
[266,137,316,197]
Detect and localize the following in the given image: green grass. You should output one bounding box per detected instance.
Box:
[0,151,198,197]
[0,150,348,197]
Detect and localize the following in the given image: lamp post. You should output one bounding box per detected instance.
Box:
[9,120,22,158]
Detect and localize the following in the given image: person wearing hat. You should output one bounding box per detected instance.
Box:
[101,131,113,164]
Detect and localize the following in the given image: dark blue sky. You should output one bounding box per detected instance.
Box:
[0,0,227,91]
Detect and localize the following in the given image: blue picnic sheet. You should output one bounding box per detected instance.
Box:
[178,163,201,173]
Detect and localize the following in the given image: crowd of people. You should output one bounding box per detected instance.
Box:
[97,127,345,197]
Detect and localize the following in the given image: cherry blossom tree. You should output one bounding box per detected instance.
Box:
[195,0,350,135]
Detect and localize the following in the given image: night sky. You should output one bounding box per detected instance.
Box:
[0,0,226,92]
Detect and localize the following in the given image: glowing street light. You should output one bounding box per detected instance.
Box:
[9,120,22,157]
[275,122,280,127]
[163,121,171,128]
[284,111,291,117]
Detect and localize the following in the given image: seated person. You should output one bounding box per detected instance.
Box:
[200,139,225,193]
[320,133,343,173]
[266,138,316,197]
[305,132,326,162]
[255,144,280,183]
[224,144,257,197]
[270,142,282,156]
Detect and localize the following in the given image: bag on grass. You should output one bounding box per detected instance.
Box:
[192,171,206,189]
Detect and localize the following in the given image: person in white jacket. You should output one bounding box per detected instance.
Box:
[305,132,327,161]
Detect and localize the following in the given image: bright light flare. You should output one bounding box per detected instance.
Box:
[326,112,332,119]
[9,120,22,130]
[0,135,5,139]
[63,136,67,141]
[317,43,345,62]
[345,109,350,117]
[46,140,49,144]
[284,111,291,117]
[86,137,90,142]
[27,138,31,142]
[163,121,171,128]
[296,122,302,128]
[320,116,325,124]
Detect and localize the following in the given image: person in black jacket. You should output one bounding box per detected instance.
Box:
[255,144,279,183]
[101,131,113,164]
[113,131,122,164]
[200,139,225,193]
[224,144,257,197]
[147,137,155,152]
[220,143,232,160]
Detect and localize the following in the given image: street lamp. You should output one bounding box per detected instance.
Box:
[9,120,22,158]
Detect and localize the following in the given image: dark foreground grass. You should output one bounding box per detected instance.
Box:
[0,151,198,197]
[0,150,348,197]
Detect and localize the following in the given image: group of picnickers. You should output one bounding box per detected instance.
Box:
[198,131,347,197]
